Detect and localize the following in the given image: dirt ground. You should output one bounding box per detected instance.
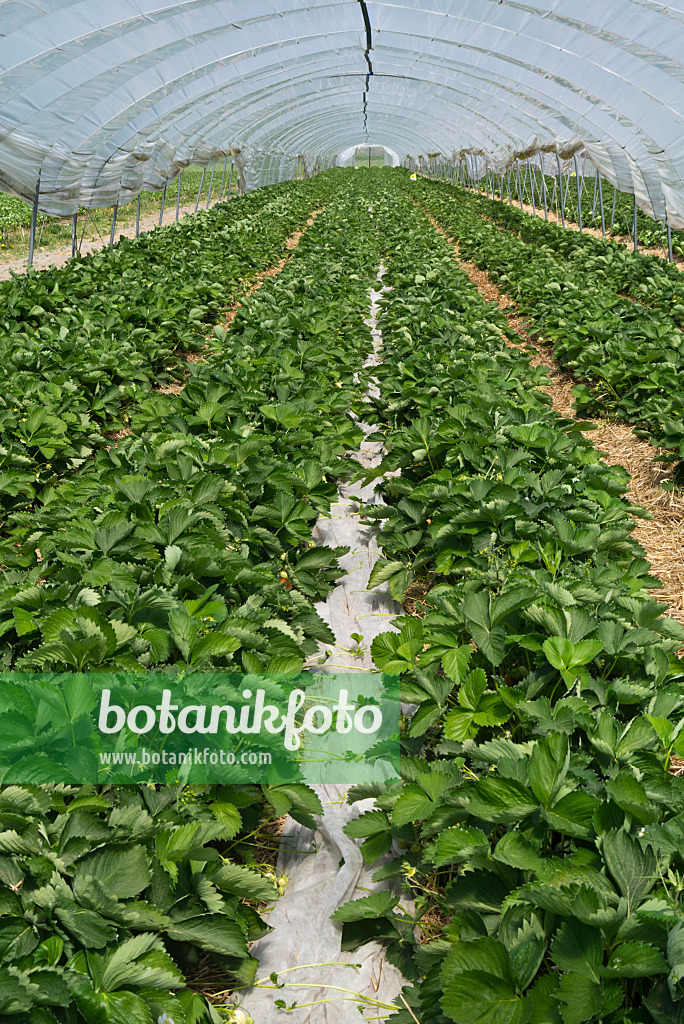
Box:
[0,200,219,280]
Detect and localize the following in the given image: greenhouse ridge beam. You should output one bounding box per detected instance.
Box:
[358,0,374,134]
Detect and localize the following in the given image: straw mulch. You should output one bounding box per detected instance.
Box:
[146,207,326,398]
[223,207,324,328]
[403,578,435,618]
[424,208,684,637]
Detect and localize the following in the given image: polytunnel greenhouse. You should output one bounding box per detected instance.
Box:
[4,2,684,1023]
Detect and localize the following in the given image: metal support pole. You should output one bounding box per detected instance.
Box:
[507,168,512,204]
[574,155,582,233]
[668,224,673,263]
[516,161,522,210]
[611,186,617,230]
[194,168,206,213]
[226,161,234,200]
[556,154,565,228]
[579,156,586,198]
[27,175,40,267]
[522,159,531,205]
[542,169,548,220]
[598,174,605,237]
[632,193,638,251]
[565,172,571,218]
[591,169,598,219]
[205,163,215,209]
[158,183,167,227]
[529,159,536,216]
[136,194,141,237]
[71,212,78,257]
[109,203,118,247]
[218,156,228,201]
[176,171,182,221]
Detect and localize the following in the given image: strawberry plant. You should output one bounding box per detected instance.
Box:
[0,172,400,1020]
[0,173,337,503]
[407,174,684,473]
[331,178,684,1024]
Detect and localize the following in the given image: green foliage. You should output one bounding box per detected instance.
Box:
[411,175,684,474]
[0,168,388,1020]
[0,782,277,1021]
[335,171,684,1024]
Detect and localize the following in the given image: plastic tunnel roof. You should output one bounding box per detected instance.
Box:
[3,1,684,224]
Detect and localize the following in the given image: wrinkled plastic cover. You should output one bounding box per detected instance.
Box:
[2,1,684,225]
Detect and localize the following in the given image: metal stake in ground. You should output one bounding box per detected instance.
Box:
[71,212,78,257]
[205,162,215,209]
[218,156,228,201]
[109,203,118,247]
[598,173,605,236]
[574,154,583,233]
[194,168,206,213]
[27,174,41,268]
[542,167,548,220]
[176,171,182,221]
[556,154,565,228]
[158,183,167,227]
[632,193,638,251]
[136,194,141,237]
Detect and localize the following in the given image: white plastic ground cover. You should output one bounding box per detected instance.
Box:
[3,3,684,225]
[241,268,411,1023]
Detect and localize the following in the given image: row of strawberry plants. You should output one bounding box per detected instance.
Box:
[0,176,389,1022]
[406,174,684,474]
[0,171,343,511]
[332,185,684,1024]
[473,192,684,329]
[0,179,382,675]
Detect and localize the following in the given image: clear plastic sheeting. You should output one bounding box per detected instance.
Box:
[3,2,684,224]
